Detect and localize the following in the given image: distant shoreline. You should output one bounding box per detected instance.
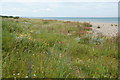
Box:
[4,17,118,37]
[28,17,118,37]
[32,18,118,37]
[27,17,118,23]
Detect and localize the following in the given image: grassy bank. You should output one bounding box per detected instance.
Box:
[2,17,118,78]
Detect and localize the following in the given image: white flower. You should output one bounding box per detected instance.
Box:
[67,33,71,36]
[78,60,83,63]
[13,74,15,75]
[17,73,20,75]
[25,76,28,78]
[33,74,36,77]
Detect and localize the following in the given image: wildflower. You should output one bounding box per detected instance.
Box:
[67,33,71,36]
[83,27,92,30]
[30,30,34,32]
[17,73,20,75]
[59,41,64,44]
[60,53,64,58]
[13,73,15,75]
[75,37,81,42]
[81,31,88,34]
[78,60,83,63]
[33,74,36,77]
[28,37,32,40]
[45,42,47,44]
[20,34,23,37]
[60,54,62,58]
[25,76,28,78]
[32,65,34,67]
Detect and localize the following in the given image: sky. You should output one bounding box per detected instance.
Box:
[0,0,119,17]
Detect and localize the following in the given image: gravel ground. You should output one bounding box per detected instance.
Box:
[90,22,118,37]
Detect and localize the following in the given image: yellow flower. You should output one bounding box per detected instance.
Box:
[28,36,34,40]
[45,43,47,45]
[30,30,34,32]
[29,37,32,40]
[19,34,23,37]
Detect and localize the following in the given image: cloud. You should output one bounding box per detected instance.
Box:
[2,7,28,12]
[32,8,53,13]
[2,6,53,13]
[1,0,119,2]
[1,1,117,17]
[0,13,21,16]
[46,8,52,11]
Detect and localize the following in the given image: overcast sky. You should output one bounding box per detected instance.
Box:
[1,0,119,17]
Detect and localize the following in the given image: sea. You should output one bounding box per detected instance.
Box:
[30,17,118,23]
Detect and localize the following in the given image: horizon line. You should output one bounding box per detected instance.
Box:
[0,15,118,18]
[24,16,118,17]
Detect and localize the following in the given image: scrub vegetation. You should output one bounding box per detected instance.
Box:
[2,17,118,78]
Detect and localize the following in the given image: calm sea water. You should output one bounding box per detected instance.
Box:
[31,17,118,23]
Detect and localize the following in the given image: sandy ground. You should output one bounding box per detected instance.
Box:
[89,22,118,37]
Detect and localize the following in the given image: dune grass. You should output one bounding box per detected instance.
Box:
[2,18,118,78]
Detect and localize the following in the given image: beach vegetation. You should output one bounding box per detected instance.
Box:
[2,17,118,78]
